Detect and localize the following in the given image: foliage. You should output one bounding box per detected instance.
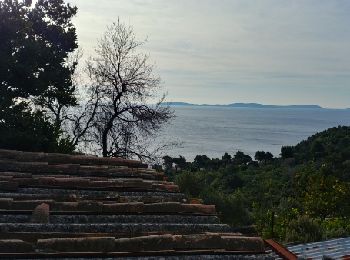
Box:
[285,215,323,243]
[203,190,251,227]
[0,0,78,115]
[174,170,250,226]
[167,126,350,243]
[174,171,203,197]
[0,0,78,153]
[255,151,274,163]
[1,3,173,159]
[281,146,294,159]
[294,126,350,164]
[0,103,74,153]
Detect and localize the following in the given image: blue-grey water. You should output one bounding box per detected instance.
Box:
[162,106,350,160]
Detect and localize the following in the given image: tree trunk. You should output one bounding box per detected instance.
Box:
[102,132,108,157]
[101,115,118,157]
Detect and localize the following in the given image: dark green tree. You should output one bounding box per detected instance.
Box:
[0,0,78,112]
[0,103,74,153]
[255,151,274,163]
[233,151,252,165]
[0,0,78,152]
[255,151,266,162]
[163,155,173,171]
[311,139,326,160]
[281,146,295,159]
[221,152,232,165]
[264,152,274,162]
[172,156,187,170]
[193,155,211,169]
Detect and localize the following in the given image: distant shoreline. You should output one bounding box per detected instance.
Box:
[162,102,349,110]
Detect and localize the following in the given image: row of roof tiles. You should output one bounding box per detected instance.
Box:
[0,149,272,258]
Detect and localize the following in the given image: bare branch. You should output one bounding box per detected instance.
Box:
[80,19,174,159]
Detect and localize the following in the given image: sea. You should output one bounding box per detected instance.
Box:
[160,106,350,161]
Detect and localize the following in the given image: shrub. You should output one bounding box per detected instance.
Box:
[285,215,323,243]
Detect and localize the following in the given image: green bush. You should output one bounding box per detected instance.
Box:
[321,218,350,239]
[0,105,74,154]
[201,189,251,227]
[175,171,202,198]
[285,215,323,243]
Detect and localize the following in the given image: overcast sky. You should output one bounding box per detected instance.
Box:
[67,0,350,108]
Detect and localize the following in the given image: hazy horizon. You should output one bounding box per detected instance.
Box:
[67,0,350,109]
[163,106,350,160]
[162,100,348,109]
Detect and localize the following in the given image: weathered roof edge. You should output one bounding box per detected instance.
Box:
[0,149,148,168]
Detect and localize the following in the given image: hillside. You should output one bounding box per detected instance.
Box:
[293,126,350,163]
[165,126,350,243]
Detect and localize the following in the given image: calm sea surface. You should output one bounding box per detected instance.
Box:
[161,106,350,160]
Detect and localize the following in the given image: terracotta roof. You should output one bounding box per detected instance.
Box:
[0,149,271,258]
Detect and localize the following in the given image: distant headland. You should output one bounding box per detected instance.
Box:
[163,102,328,109]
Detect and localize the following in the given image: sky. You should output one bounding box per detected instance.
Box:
[67,0,350,108]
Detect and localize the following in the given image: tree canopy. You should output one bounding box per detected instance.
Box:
[0,0,78,153]
[0,2,173,158]
[166,126,350,243]
[0,0,78,109]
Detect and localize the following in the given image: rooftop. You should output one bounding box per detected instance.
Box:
[0,149,273,259]
[288,237,350,259]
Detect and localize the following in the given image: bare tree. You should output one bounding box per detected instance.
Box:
[64,83,101,148]
[83,20,173,158]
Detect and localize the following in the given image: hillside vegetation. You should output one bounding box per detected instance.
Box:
[163,126,350,243]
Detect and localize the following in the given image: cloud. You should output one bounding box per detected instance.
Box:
[67,0,350,108]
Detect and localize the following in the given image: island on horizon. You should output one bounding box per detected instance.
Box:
[162,101,326,109]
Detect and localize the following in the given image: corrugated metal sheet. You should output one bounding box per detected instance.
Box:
[288,237,350,259]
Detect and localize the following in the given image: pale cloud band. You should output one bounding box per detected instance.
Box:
[67,0,350,108]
